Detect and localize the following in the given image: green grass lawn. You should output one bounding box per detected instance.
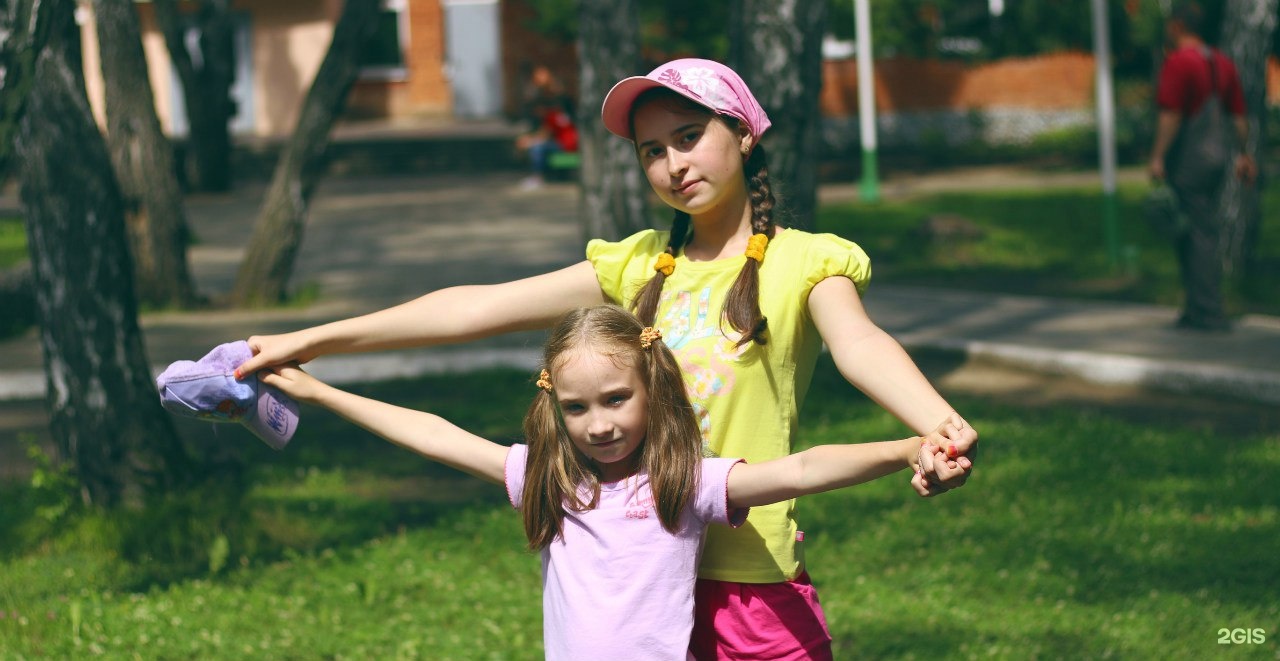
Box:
[816,182,1280,316]
[1,364,1277,659]
[0,218,24,271]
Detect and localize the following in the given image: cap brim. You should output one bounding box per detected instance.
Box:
[244,385,298,451]
[601,76,668,140]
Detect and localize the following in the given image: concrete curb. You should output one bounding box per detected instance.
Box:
[4,340,1275,406]
[900,337,1280,405]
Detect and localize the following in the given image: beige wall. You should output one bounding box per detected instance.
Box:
[80,0,358,139]
[79,3,176,133]
[247,0,340,136]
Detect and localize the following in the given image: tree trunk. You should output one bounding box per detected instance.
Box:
[10,0,192,507]
[1217,0,1276,277]
[229,0,380,307]
[728,0,826,229]
[577,0,650,242]
[0,0,46,335]
[153,0,235,193]
[92,0,198,309]
[1,0,55,171]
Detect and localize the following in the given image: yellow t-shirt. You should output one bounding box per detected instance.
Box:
[586,228,871,583]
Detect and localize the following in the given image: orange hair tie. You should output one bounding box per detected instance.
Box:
[535,369,553,392]
[654,253,676,276]
[744,233,768,262]
[639,327,663,349]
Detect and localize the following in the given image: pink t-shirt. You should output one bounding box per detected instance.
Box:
[504,444,747,661]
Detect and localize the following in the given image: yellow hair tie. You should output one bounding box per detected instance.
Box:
[654,253,675,276]
[744,233,769,262]
[535,369,553,392]
[639,327,663,349]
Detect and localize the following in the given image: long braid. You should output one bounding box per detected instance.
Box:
[632,210,690,326]
[722,145,775,346]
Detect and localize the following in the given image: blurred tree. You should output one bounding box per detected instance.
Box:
[638,1,731,63]
[830,0,1140,74]
[7,0,193,506]
[729,0,827,229]
[0,0,53,171]
[230,0,380,307]
[153,0,236,193]
[1218,0,1277,276]
[577,0,649,241]
[525,0,730,62]
[92,0,198,309]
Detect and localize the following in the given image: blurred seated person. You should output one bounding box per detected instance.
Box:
[515,66,578,189]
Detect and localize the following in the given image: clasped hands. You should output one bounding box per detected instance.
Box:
[910,412,977,497]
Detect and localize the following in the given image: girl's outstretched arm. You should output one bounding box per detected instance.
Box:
[727,437,945,508]
[236,261,606,377]
[261,366,509,484]
[808,275,977,480]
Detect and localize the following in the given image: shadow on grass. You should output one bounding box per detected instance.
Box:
[0,368,531,587]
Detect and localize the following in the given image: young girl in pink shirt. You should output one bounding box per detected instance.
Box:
[260,305,957,660]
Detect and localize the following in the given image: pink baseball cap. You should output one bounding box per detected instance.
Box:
[601,58,772,143]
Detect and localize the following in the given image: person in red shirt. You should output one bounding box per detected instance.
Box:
[515,66,579,190]
[1147,2,1256,332]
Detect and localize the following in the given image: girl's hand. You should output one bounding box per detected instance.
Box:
[911,441,966,497]
[235,332,318,381]
[931,412,977,469]
[911,415,976,497]
[259,364,328,405]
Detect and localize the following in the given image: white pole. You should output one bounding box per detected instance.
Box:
[1090,0,1121,266]
[1091,0,1117,194]
[854,0,879,201]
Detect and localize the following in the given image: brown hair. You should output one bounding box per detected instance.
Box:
[628,88,777,347]
[520,305,703,549]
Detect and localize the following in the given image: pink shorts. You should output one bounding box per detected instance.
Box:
[690,572,834,660]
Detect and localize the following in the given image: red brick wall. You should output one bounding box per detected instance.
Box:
[1270,57,1280,107]
[823,52,1280,118]
[404,0,450,114]
[821,51,1097,116]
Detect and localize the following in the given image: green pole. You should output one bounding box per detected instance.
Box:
[1102,191,1120,268]
[860,148,880,202]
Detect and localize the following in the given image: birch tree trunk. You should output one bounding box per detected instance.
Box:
[230,0,380,307]
[10,0,191,506]
[577,0,650,242]
[728,0,826,229]
[92,0,198,308]
[0,0,53,170]
[1217,0,1276,276]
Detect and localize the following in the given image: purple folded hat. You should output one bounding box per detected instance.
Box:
[156,341,298,450]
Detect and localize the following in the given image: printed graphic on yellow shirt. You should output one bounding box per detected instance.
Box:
[657,286,752,453]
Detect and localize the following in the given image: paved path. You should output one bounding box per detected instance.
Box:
[2,168,1277,408]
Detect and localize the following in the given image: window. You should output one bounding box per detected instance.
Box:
[359,0,408,79]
